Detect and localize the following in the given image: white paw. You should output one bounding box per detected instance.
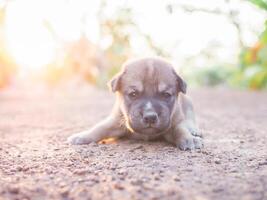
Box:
[178,136,203,151]
[67,133,94,145]
[187,125,202,138]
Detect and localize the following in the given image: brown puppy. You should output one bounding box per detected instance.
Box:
[68,57,203,150]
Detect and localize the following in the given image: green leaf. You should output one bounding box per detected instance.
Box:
[249,0,267,11]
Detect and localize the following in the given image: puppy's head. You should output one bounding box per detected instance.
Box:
[108,58,187,136]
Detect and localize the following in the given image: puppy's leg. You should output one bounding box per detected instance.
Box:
[183,119,202,138]
[67,116,126,145]
[175,121,203,150]
[179,94,202,138]
[164,121,203,150]
[164,94,203,150]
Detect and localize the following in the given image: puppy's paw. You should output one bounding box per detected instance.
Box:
[185,123,202,138]
[178,136,203,151]
[67,133,94,145]
[188,127,203,138]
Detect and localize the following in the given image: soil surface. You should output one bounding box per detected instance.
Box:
[0,86,267,200]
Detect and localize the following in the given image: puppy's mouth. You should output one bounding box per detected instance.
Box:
[126,117,170,135]
[143,126,159,131]
[128,125,159,134]
[133,125,167,135]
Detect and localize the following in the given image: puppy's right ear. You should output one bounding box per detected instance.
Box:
[172,69,187,94]
[108,71,124,92]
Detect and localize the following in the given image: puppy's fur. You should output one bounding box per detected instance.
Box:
[68,58,203,150]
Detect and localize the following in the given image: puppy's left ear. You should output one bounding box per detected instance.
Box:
[173,70,187,94]
[108,71,124,92]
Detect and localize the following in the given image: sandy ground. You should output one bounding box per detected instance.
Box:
[0,86,267,200]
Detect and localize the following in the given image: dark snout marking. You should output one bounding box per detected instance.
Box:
[143,111,158,124]
[141,101,159,125]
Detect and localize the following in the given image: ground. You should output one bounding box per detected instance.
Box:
[0,86,267,200]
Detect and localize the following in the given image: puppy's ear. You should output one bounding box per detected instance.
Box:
[108,71,124,92]
[173,70,187,94]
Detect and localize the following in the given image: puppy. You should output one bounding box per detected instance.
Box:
[68,57,203,150]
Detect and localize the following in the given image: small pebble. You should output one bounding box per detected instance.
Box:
[8,186,19,194]
[173,177,181,182]
[214,159,221,164]
[73,169,87,175]
[60,188,69,197]
[259,161,267,166]
[113,183,124,190]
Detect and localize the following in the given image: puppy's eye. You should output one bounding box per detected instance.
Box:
[128,91,139,98]
[161,92,172,98]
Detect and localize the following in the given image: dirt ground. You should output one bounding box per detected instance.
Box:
[0,86,266,200]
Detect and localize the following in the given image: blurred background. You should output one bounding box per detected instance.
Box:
[0,0,267,90]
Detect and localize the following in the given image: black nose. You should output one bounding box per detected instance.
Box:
[143,113,158,124]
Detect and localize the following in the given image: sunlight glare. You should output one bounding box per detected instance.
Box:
[5,0,58,71]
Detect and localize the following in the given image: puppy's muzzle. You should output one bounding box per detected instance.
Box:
[143,111,158,125]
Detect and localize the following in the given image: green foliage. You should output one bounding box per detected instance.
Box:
[183,65,234,87]
[233,0,267,89]
[249,0,267,11]
[231,65,267,89]
[236,42,267,89]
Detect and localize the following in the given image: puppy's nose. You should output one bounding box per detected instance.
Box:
[143,112,158,124]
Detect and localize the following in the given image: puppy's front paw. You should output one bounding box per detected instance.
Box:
[67,133,94,145]
[178,136,203,151]
[187,124,202,138]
